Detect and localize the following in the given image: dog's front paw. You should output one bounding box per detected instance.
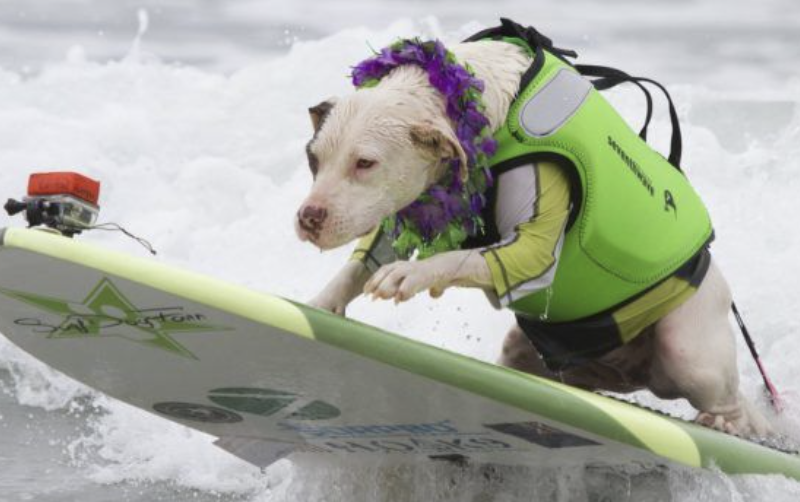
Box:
[364,261,441,303]
[308,293,348,316]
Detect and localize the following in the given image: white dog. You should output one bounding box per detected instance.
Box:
[296,38,770,437]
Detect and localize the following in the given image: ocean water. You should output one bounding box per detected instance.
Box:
[0,1,799,500]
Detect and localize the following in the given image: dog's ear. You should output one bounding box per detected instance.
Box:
[308,97,338,133]
[410,122,469,182]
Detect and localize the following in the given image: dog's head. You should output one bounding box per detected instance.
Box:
[295,83,466,250]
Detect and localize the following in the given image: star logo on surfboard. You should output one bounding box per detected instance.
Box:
[1,278,227,359]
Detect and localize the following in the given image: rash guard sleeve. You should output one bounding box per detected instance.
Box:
[349,226,398,273]
[480,161,571,305]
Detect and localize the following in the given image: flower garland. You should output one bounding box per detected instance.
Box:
[352,39,497,259]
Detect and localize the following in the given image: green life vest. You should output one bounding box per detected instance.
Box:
[484,38,714,322]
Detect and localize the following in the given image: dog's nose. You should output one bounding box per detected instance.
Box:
[297,205,328,235]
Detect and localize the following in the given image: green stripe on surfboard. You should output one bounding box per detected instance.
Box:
[3,227,800,479]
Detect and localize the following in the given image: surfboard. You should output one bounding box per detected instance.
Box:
[0,226,798,478]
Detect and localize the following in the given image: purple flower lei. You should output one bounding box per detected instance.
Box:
[352,39,498,259]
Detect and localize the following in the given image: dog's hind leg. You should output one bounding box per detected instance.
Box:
[498,323,651,392]
[648,259,772,437]
[498,324,556,379]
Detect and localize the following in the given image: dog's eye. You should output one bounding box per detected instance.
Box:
[356,158,376,170]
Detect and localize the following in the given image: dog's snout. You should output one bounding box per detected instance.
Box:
[298,205,328,235]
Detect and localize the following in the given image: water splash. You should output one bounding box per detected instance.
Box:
[126,9,151,63]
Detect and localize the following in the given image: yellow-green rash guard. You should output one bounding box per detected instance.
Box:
[479,161,570,306]
[351,161,570,297]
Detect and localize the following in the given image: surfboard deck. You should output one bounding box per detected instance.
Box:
[0,227,797,477]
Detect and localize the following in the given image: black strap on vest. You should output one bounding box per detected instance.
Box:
[572,65,654,141]
[465,19,684,171]
[575,64,683,170]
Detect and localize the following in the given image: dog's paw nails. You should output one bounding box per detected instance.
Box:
[695,412,724,431]
[695,412,749,437]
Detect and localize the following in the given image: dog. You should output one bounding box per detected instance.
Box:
[295,36,771,438]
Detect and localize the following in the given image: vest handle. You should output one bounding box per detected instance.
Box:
[575,64,683,170]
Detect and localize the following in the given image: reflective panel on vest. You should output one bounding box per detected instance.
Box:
[519,69,592,137]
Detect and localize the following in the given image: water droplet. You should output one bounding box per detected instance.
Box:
[539,286,554,321]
